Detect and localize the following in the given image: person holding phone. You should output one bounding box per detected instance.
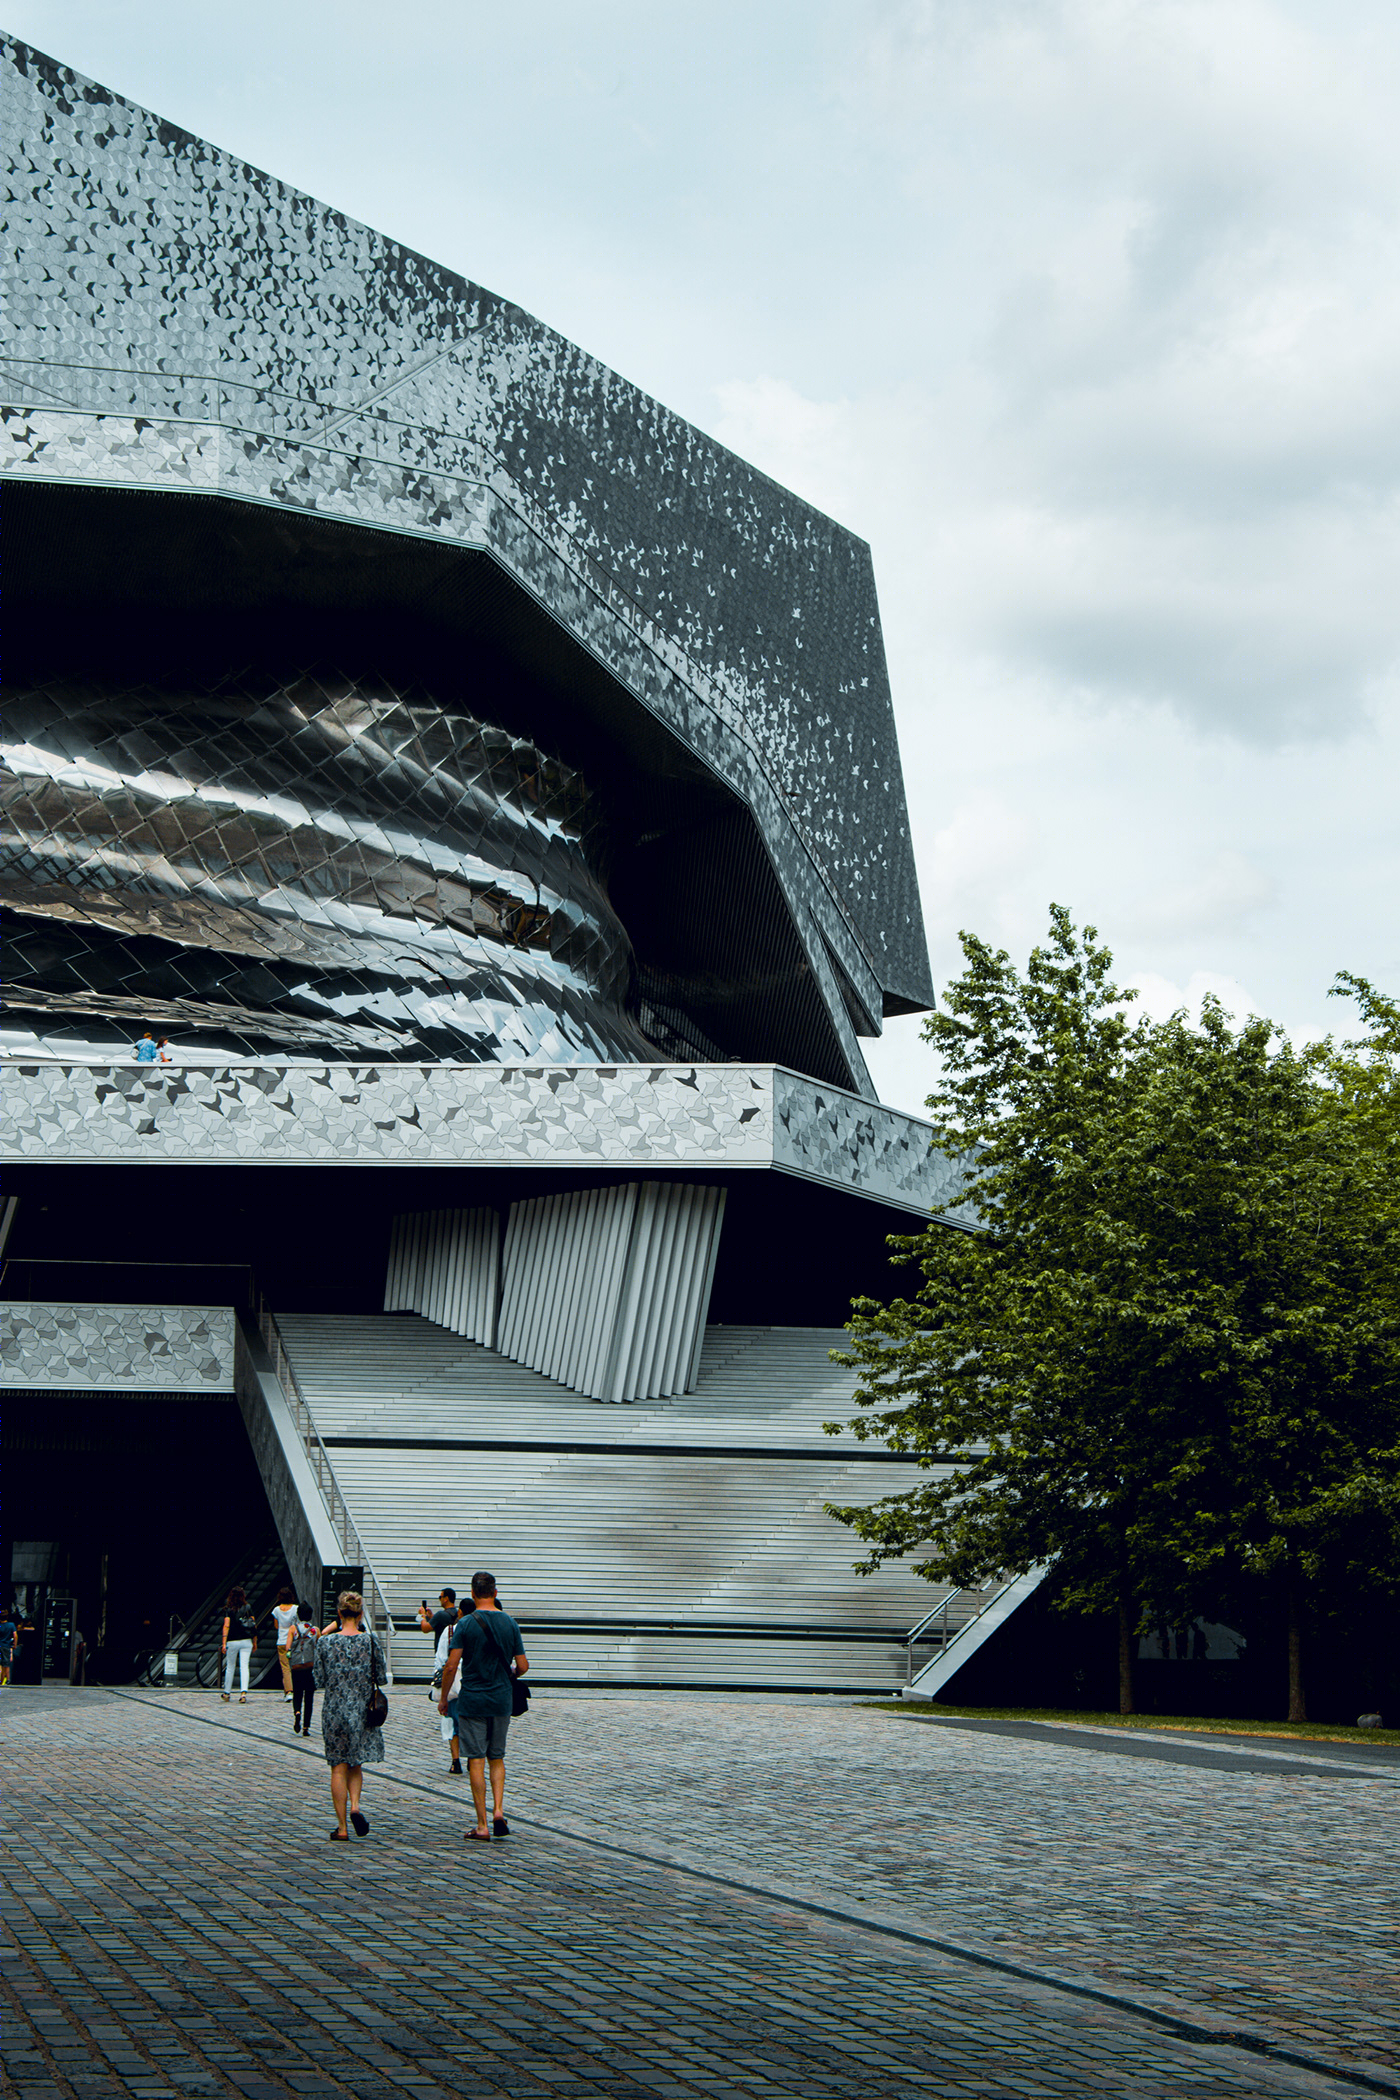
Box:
[416,1587,457,1642]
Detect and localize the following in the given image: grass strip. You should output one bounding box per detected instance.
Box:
[855,1702,1400,1746]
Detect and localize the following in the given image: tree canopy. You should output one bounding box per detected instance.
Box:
[828,907,1400,1716]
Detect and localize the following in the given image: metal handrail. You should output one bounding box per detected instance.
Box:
[903,1581,1009,1683]
[903,1570,1041,1688]
[254,1295,396,1684]
[905,1592,964,1683]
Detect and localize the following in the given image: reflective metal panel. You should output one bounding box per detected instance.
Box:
[0,36,936,1101]
[1,671,659,1062]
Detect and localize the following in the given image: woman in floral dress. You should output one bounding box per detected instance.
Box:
[312,1590,386,1840]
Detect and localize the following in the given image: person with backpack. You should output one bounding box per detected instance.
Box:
[437,1571,528,1841]
[220,1587,257,1702]
[288,1601,319,1735]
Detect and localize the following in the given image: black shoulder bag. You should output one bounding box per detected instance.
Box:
[364,1632,389,1729]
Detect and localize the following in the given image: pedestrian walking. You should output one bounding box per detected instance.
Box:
[0,1605,16,1687]
[433,1599,470,1775]
[271,1586,298,1702]
[221,1587,257,1702]
[312,1589,386,1841]
[133,1030,159,1063]
[438,1572,528,1842]
[288,1600,319,1735]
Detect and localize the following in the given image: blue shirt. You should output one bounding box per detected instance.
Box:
[448,1608,524,1717]
[134,1038,159,1061]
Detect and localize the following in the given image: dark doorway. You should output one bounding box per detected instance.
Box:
[3,1389,281,1683]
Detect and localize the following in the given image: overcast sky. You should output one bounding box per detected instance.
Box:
[9,0,1398,1112]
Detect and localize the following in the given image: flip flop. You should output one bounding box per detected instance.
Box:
[328,1829,349,1842]
[465,1829,491,1842]
[493,1818,510,1836]
[350,1811,369,1836]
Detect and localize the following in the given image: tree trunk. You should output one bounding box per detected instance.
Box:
[1117,1585,1136,1715]
[1286,1565,1307,1723]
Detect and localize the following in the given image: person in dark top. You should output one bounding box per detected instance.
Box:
[0,1608,16,1686]
[438,1571,527,1842]
[220,1586,258,1703]
[288,1600,320,1736]
[417,1587,457,1642]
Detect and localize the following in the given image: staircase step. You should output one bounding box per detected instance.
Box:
[272,1314,964,1689]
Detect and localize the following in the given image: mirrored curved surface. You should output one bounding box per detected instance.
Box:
[0,671,660,1063]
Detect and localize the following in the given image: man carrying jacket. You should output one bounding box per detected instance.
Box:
[438,1570,528,1841]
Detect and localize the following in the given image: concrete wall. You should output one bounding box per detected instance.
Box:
[232,1317,341,1610]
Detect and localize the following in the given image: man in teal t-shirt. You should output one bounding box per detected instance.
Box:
[438,1571,527,1841]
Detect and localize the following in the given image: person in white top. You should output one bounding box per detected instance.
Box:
[435,1602,466,1775]
[272,1587,299,1702]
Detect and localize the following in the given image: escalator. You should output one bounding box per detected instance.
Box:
[134,1534,293,1691]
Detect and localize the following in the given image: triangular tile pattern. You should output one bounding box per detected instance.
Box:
[1,1300,235,1390]
[1,670,661,1063]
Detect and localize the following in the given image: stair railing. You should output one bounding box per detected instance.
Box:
[905,1570,1041,1689]
[904,1582,1006,1683]
[254,1294,396,1682]
[905,1594,961,1683]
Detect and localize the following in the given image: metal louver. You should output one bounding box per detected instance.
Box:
[498,1181,726,1404]
[382,1207,501,1346]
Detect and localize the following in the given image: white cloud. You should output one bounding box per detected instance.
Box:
[1120,851,1278,944]
[1125,969,1270,1027]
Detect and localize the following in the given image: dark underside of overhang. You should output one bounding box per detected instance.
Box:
[0,1157,924,1328]
[3,480,866,1088]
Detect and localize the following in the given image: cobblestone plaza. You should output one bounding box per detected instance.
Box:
[3,1688,1396,2100]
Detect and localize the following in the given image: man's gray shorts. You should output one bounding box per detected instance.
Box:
[457,1712,510,1759]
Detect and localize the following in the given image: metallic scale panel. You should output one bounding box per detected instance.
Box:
[2,673,655,1063]
[0,38,934,1096]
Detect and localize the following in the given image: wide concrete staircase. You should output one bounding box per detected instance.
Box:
[274,1315,965,1690]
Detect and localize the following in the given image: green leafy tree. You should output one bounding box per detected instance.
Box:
[828,910,1400,1718]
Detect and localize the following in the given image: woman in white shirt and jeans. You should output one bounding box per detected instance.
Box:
[220,1588,257,1701]
[272,1586,298,1702]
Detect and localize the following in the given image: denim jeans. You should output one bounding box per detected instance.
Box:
[222,1639,253,1693]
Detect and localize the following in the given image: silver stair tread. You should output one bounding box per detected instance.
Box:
[276,1315,886,1447]
[275,1313,960,1686]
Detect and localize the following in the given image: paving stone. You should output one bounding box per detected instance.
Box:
[0,1686,1394,2100]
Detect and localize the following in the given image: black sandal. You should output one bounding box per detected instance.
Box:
[349,1810,369,1836]
[329,1829,349,1842]
[493,1817,509,1836]
[466,1829,491,1841]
